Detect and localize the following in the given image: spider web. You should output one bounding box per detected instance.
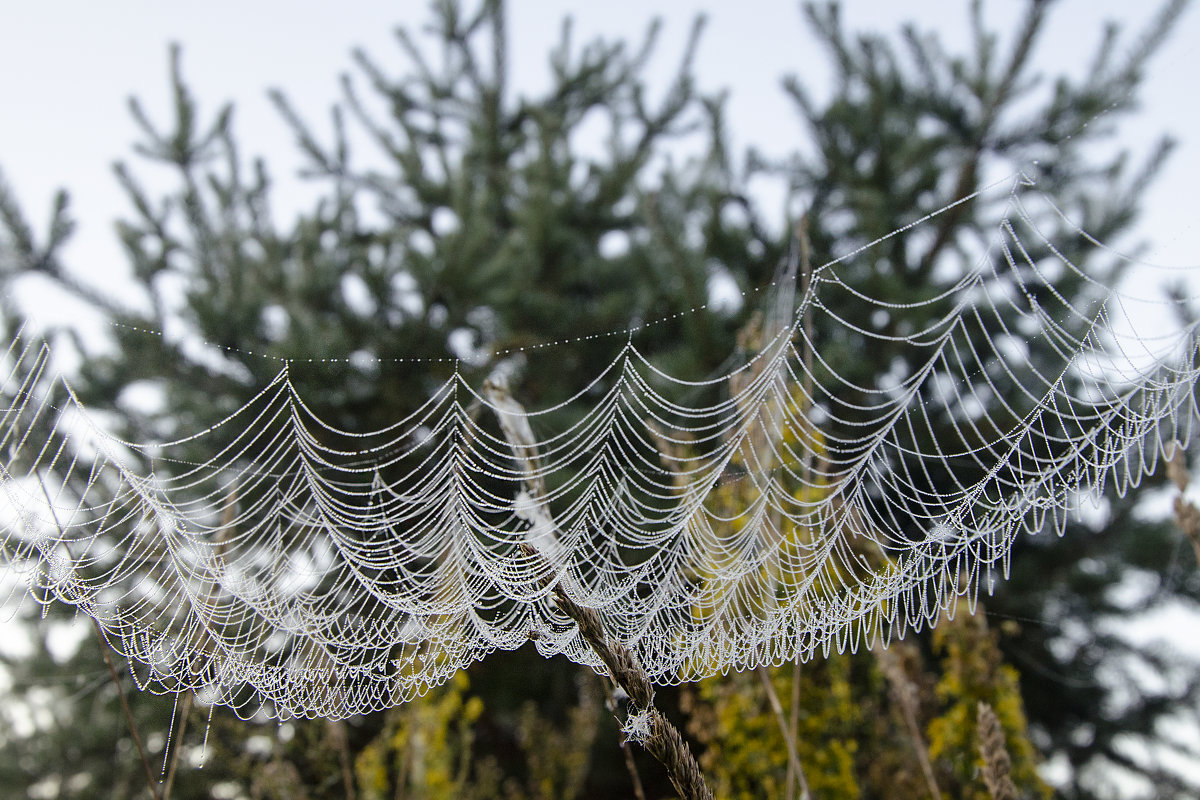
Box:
[1,170,1197,720]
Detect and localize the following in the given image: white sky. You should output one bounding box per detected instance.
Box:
[0,0,1197,333]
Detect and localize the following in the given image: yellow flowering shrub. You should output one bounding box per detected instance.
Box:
[354,670,492,800]
[926,611,1052,800]
[678,316,1049,799]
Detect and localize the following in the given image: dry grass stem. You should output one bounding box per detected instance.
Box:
[545,571,712,800]
[793,215,814,800]
[92,617,164,800]
[976,701,1018,800]
[757,665,812,800]
[327,719,357,800]
[601,679,649,800]
[787,659,803,800]
[161,690,193,800]
[490,382,713,800]
[876,645,942,800]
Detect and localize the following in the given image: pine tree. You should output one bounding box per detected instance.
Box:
[766,3,1199,796]
[1,2,754,797]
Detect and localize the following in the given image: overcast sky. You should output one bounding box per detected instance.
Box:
[0,0,1196,335]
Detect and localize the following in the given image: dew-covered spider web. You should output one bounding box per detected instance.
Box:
[1,170,1198,720]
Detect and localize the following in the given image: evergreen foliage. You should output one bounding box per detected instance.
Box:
[1,1,1197,797]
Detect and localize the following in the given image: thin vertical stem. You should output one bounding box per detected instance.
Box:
[787,660,802,800]
[791,213,815,800]
[877,646,942,800]
[797,215,814,414]
[328,719,358,800]
[758,666,811,800]
[92,618,163,800]
[602,679,648,800]
[161,691,193,800]
[619,723,650,800]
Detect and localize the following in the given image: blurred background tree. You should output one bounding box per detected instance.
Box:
[0,0,1196,798]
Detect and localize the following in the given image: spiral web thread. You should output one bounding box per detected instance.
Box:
[1,172,1197,720]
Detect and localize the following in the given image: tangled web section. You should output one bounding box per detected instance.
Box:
[1,173,1197,720]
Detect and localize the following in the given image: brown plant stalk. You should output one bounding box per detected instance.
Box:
[792,214,815,800]
[487,378,714,800]
[876,645,942,800]
[327,718,358,800]
[976,701,1018,800]
[601,679,649,800]
[534,554,713,800]
[160,689,193,800]
[757,665,812,800]
[92,617,165,800]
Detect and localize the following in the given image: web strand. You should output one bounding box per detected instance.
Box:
[1,175,1198,719]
